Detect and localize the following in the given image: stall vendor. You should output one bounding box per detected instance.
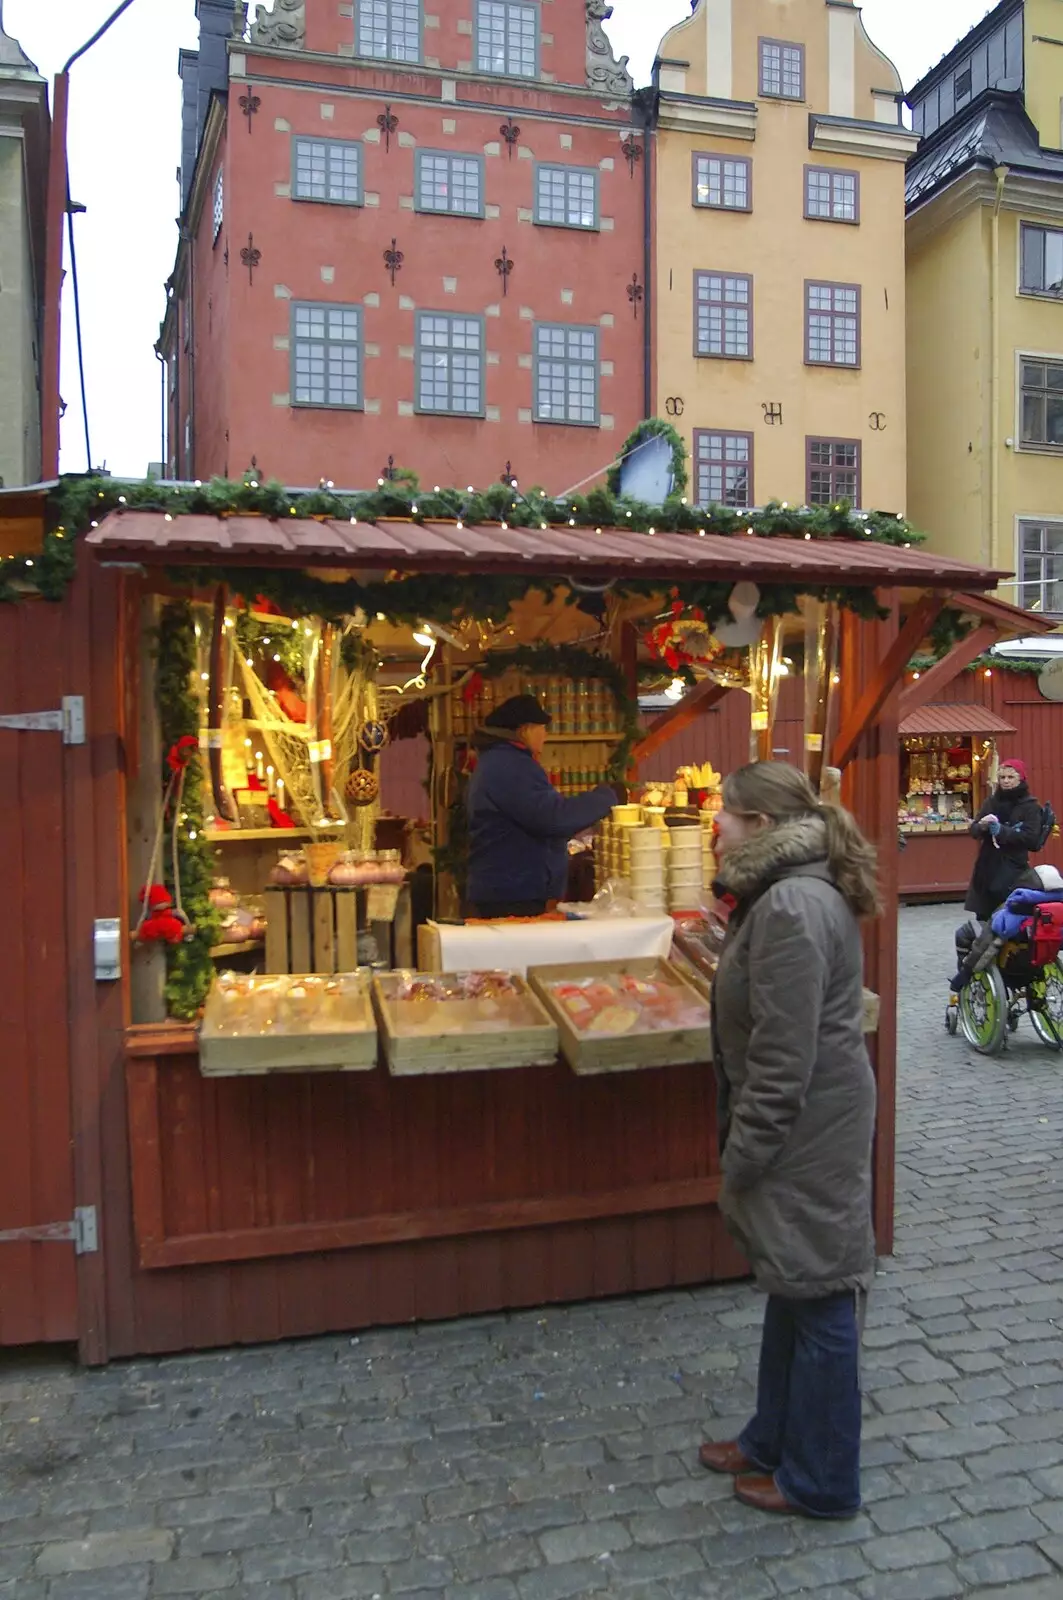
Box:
[466,695,616,919]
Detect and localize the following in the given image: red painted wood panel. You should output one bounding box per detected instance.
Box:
[0,596,77,1344]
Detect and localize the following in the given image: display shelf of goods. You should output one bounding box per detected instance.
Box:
[372,971,558,1076]
[528,959,712,1075]
[199,971,377,1076]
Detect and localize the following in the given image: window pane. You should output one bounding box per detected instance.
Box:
[417,313,483,413]
[418,153,482,215]
[1047,527,1063,553]
[535,324,598,424]
[695,431,751,507]
[761,42,781,95]
[1023,393,1046,443]
[695,274,751,358]
[293,303,361,407]
[1046,231,1063,292]
[477,0,537,77]
[537,166,597,227]
[294,138,362,203]
[1022,227,1044,291]
[1048,396,1063,445]
[1022,361,1045,389]
[358,0,420,62]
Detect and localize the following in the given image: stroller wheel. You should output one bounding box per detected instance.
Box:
[945,1003,959,1035]
[958,966,1008,1055]
[1030,959,1063,1051]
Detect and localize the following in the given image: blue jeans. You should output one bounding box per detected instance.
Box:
[738,1291,863,1518]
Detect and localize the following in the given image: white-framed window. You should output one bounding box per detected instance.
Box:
[416,312,485,416]
[1020,357,1063,449]
[693,152,751,212]
[212,169,224,243]
[695,271,752,360]
[415,151,485,216]
[534,324,599,426]
[1020,223,1063,296]
[292,303,364,409]
[1019,521,1063,613]
[805,166,859,223]
[534,164,598,230]
[476,0,538,79]
[357,0,421,62]
[292,137,363,205]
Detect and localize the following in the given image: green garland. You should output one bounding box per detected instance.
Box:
[155,601,220,1021]
[234,608,305,681]
[606,418,689,498]
[0,470,929,608]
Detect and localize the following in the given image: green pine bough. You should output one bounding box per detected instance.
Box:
[2,457,926,610]
[155,601,220,1021]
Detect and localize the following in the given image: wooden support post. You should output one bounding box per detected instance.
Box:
[831,594,945,771]
[838,606,900,1258]
[632,680,732,769]
[896,623,1000,723]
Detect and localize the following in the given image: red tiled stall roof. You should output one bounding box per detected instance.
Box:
[900,703,1018,739]
[85,511,1010,590]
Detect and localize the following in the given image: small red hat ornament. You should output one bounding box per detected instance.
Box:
[137,884,188,945]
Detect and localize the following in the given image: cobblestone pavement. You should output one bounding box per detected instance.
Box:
[5,905,1063,1599]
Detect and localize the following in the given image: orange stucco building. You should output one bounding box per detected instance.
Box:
[161,0,647,494]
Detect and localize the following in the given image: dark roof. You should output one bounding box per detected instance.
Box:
[83,509,1010,591]
[907,0,1019,104]
[907,90,1063,210]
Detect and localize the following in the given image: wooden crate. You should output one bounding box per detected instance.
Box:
[528,958,712,1076]
[263,883,412,974]
[199,974,378,1076]
[373,973,558,1076]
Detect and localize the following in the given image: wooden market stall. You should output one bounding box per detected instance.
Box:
[0,479,1029,1361]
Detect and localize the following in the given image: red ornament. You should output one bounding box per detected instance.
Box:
[137,884,187,944]
[462,672,484,705]
[166,734,199,773]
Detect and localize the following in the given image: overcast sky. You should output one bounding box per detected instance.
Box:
[5,0,996,479]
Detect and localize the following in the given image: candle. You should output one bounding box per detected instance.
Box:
[276,778,286,811]
[254,750,265,783]
[266,764,276,797]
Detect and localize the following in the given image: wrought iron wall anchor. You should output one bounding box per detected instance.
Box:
[377,105,399,152]
[384,238,404,286]
[495,247,514,295]
[240,233,261,285]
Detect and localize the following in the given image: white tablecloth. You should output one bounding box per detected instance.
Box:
[431,917,674,976]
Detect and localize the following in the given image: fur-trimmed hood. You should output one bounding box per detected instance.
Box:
[714,814,829,902]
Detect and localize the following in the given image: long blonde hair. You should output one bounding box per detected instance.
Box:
[723,761,881,919]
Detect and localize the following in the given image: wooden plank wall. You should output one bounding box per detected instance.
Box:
[0,594,77,1344]
[110,1043,742,1358]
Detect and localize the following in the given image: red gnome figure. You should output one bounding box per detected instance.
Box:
[138,884,187,944]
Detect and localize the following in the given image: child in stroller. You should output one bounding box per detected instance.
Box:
[947,865,1063,1053]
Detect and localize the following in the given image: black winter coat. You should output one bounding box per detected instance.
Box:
[965,784,1043,919]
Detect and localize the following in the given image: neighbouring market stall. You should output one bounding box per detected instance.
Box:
[0,465,1041,1361]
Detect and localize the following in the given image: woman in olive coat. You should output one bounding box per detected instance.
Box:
[698,762,879,1521]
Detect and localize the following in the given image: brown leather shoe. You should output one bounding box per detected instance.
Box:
[698,1439,758,1475]
[734,1473,802,1515]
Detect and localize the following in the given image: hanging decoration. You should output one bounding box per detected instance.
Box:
[153,602,220,1021]
[359,718,390,754]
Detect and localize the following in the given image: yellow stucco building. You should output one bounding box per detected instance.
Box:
[650,0,915,515]
[907,0,1063,614]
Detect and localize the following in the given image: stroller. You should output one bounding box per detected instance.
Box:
[946,865,1063,1054]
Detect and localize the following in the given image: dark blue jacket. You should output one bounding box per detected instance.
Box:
[466,735,615,905]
